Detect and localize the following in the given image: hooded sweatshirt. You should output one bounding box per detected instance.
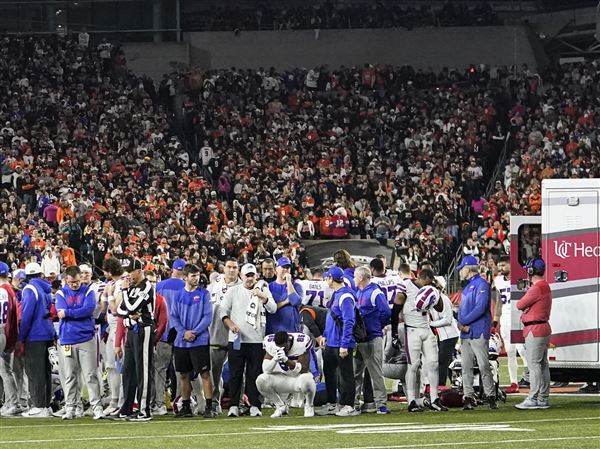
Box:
[356,282,391,340]
[55,284,96,345]
[18,278,55,342]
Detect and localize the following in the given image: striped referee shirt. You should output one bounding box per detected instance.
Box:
[117,278,155,328]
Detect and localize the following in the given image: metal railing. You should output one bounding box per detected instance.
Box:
[444,130,512,293]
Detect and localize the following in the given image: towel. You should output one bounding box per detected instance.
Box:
[245,280,268,330]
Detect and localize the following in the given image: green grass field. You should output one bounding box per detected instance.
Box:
[2,395,599,449]
[2,358,599,449]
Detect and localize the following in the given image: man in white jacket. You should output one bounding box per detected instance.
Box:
[219,263,276,417]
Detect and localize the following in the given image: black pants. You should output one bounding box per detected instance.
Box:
[121,325,155,416]
[227,342,263,408]
[323,346,355,407]
[362,368,374,403]
[24,340,53,408]
[438,337,458,386]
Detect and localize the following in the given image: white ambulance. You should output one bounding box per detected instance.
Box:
[510,178,600,382]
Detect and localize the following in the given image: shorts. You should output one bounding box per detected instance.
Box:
[174,345,211,374]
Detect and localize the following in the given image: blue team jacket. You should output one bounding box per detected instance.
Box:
[55,284,96,345]
[266,280,303,334]
[458,274,492,340]
[324,286,356,349]
[156,277,185,342]
[170,287,212,348]
[343,267,356,291]
[18,278,55,342]
[356,283,391,341]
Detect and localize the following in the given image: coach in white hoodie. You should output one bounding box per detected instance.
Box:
[219,263,276,418]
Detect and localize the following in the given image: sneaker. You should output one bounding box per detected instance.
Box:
[316,403,338,416]
[52,407,66,417]
[203,407,217,419]
[75,405,84,418]
[22,407,52,418]
[304,405,315,417]
[270,406,287,418]
[227,406,240,417]
[62,408,75,420]
[174,406,193,418]
[249,406,262,417]
[128,413,152,422]
[213,403,223,415]
[112,413,134,421]
[103,406,120,417]
[462,396,476,411]
[335,405,359,417]
[536,399,550,409]
[504,383,519,394]
[408,400,424,412]
[515,398,540,410]
[93,406,105,420]
[0,405,20,416]
[518,378,530,388]
[152,405,168,416]
[487,396,498,410]
[430,398,448,412]
[376,405,391,415]
[360,402,377,413]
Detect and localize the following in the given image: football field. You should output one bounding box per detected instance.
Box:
[1,395,599,449]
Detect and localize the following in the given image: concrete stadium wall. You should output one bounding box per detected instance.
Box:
[185,26,537,70]
[123,42,190,80]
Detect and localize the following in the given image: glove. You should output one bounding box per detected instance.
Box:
[275,347,288,363]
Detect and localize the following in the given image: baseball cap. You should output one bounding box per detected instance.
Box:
[276,256,292,268]
[241,263,257,277]
[0,262,9,276]
[25,262,43,276]
[172,258,187,271]
[123,258,144,273]
[323,266,344,282]
[456,255,479,271]
[79,264,92,273]
[13,269,27,281]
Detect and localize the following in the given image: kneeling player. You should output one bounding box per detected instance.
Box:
[256,331,316,418]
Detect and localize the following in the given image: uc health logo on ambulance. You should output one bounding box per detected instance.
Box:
[554,240,600,259]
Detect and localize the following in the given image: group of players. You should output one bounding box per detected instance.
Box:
[0,249,525,420]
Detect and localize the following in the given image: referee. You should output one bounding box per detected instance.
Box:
[116,259,156,421]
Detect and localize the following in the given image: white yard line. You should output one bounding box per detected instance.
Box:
[328,435,600,449]
[1,414,599,431]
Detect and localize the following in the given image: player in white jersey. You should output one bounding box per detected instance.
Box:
[100,258,127,416]
[208,258,241,413]
[371,270,404,308]
[395,269,447,412]
[298,278,332,308]
[493,256,527,393]
[256,331,316,418]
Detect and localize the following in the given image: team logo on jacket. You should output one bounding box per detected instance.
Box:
[193,295,201,303]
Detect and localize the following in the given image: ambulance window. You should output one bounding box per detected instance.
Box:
[517,224,542,266]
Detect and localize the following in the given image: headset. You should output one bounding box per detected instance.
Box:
[525,258,546,276]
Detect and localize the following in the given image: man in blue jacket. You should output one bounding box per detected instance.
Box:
[55,265,104,420]
[170,263,214,418]
[317,266,358,417]
[266,257,303,334]
[153,258,186,415]
[18,262,55,418]
[456,255,497,410]
[353,266,391,415]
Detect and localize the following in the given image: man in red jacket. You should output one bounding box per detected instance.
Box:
[515,258,552,410]
[330,210,349,239]
[0,262,19,415]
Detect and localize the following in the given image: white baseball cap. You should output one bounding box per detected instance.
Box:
[25,262,42,276]
[240,263,257,277]
[79,264,93,273]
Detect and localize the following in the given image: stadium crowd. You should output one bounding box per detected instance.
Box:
[1,29,600,420]
[183,0,500,32]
